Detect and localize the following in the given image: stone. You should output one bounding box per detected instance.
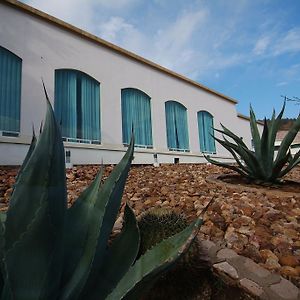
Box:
[280,266,299,277]
[243,258,270,278]
[239,278,264,297]
[263,258,281,271]
[160,186,169,195]
[270,278,299,299]
[217,248,238,260]
[279,255,299,267]
[241,244,263,263]
[260,249,278,262]
[213,261,239,279]
[199,239,215,252]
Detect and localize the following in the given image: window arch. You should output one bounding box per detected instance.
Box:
[0,46,22,135]
[197,110,216,153]
[54,69,100,143]
[121,88,153,147]
[165,101,189,151]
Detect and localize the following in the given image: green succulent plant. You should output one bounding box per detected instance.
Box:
[0,85,205,300]
[205,102,300,183]
[138,208,210,300]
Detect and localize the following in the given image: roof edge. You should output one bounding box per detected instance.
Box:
[238,113,264,125]
[2,0,239,105]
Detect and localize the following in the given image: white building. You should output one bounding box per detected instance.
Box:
[0,0,260,166]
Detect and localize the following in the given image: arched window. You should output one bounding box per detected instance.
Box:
[54,69,100,143]
[121,88,153,147]
[0,46,22,135]
[197,111,216,153]
[165,101,189,151]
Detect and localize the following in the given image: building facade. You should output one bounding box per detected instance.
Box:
[0,0,259,166]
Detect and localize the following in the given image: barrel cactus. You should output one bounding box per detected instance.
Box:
[138,208,210,300]
[0,84,206,300]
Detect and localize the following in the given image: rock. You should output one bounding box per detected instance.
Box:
[232,216,254,228]
[209,212,227,231]
[280,266,299,277]
[213,261,239,280]
[263,258,281,271]
[241,244,263,263]
[259,249,278,262]
[279,255,299,267]
[239,278,264,297]
[160,186,169,195]
[270,278,299,299]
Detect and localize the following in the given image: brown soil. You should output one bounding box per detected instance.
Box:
[215,174,300,195]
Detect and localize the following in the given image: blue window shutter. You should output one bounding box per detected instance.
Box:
[55,69,100,142]
[198,111,216,153]
[0,46,22,133]
[165,101,189,151]
[121,88,152,147]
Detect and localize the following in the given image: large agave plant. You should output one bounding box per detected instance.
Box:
[206,102,300,183]
[0,86,205,300]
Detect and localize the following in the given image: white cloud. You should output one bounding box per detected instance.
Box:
[273,28,300,56]
[98,17,134,43]
[253,36,270,55]
[25,0,94,30]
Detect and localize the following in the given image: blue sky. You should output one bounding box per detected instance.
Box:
[22,0,300,119]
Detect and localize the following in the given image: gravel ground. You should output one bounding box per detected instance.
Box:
[0,163,299,288]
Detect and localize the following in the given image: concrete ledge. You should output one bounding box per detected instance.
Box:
[199,239,299,300]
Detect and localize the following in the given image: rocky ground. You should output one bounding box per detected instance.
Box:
[0,163,299,289]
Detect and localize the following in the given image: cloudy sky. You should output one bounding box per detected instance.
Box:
[22,0,300,119]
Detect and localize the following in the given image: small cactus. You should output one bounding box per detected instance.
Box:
[138,208,210,300]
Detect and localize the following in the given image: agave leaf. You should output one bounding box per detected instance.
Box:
[260,118,270,175]
[215,125,248,149]
[106,218,203,300]
[3,84,67,300]
[60,168,104,288]
[278,149,300,178]
[14,127,37,188]
[266,103,286,170]
[84,204,140,300]
[213,136,250,175]
[249,105,262,160]
[275,113,300,166]
[221,136,262,178]
[271,151,291,182]
[0,212,5,295]
[205,155,249,177]
[60,137,134,300]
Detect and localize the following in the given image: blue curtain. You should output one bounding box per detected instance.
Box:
[81,75,100,141]
[198,111,216,153]
[165,101,189,151]
[55,69,100,142]
[0,46,22,133]
[121,88,153,147]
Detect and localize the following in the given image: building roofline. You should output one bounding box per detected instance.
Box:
[237,113,264,125]
[2,0,239,105]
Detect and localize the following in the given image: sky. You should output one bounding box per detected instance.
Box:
[21,0,300,119]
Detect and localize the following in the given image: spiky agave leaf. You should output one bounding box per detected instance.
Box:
[2,84,67,300]
[106,218,203,300]
[85,203,140,300]
[60,137,134,300]
[207,102,300,183]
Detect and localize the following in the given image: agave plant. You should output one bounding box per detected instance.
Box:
[205,102,300,183]
[0,85,205,300]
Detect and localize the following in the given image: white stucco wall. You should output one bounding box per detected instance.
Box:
[0,2,258,165]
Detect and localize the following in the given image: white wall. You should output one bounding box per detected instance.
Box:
[0,2,256,165]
